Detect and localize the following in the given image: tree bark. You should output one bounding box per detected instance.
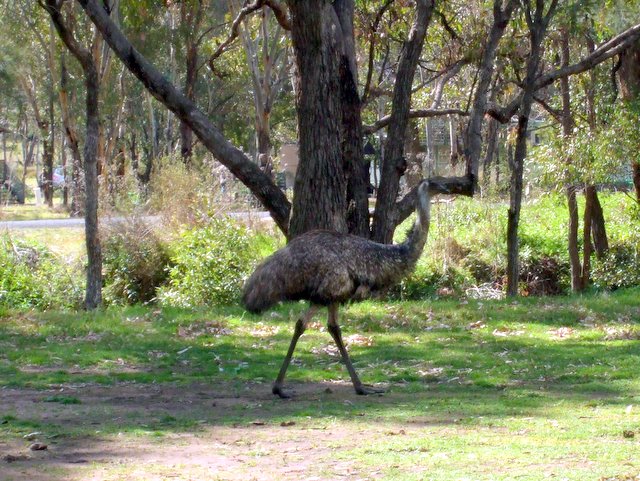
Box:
[83,58,102,310]
[334,0,370,238]
[465,0,517,186]
[558,28,583,292]
[286,1,346,237]
[45,0,103,309]
[618,39,640,202]
[506,0,558,297]
[371,0,435,244]
[59,53,85,216]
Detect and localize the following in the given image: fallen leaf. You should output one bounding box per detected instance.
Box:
[549,327,575,339]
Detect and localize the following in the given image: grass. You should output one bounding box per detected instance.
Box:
[1,290,639,480]
[0,203,70,222]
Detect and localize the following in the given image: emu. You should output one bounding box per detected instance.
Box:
[243,179,437,398]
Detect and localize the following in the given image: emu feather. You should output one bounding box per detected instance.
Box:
[242,180,434,398]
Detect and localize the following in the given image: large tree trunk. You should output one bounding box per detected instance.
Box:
[286,1,347,237]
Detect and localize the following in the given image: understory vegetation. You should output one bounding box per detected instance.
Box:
[2,191,639,310]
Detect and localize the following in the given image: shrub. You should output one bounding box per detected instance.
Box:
[0,234,82,309]
[592,245,640,290]
[519,255,569,296]
[158,218,260,308]
[101,218,172,305]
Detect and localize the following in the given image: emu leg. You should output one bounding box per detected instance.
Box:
[327,303,384,396]
[273,305,318,398]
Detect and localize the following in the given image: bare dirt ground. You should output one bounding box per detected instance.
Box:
[1,382,394,481]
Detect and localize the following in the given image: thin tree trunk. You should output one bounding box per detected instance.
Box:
[589,188,608,258]
[45,0,103,309]
[566,184,582,291]
[559,28,583,292]
[618,39,640,202]
[83,62,102,309]
[506,0,558,297]
[334,0,369,237]
[180,17,199,162]
[581,185,594,288]
[59,53,85,216]
[465,0,517,186]
[372,0,434,244]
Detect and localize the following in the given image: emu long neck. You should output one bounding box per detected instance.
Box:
[402,186,431,265]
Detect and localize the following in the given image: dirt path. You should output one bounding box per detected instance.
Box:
[1,382,391,481]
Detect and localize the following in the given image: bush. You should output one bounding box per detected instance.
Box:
[592,245,640,290]
[0,235,82,309]
[101,218,172,305]
[158,218,260,308]
[518,254,569,296]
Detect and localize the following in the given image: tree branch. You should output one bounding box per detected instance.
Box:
[395,175,474,225]
[485,22,640,124]
[208,0,265,68]
[77,0,292,235]
[363,108,468,135]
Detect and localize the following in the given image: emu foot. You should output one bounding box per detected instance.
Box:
[355,385,385,396]
[272,384,294,399]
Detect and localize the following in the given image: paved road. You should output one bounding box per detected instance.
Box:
[0,212,271,230]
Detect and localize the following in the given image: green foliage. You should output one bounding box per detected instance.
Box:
[592,245,640,290]
[0,234,82,309]
[393,193,639,298]
[158,218,261,308]
[101,219,172,305]
[592,203,640,290]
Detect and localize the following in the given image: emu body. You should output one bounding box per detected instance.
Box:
[242,180,434,397]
